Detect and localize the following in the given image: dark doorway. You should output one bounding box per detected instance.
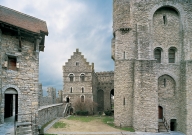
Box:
[97,90,104,111]
[158,106,163,119]
[4,88,18,121]
[4,94,13,118]
[4,94,18,120]
[170,119,176,131]
[66,97,69,103]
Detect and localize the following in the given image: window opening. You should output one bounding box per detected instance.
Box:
[70,87,73,93]
[154,49,161,63]
[169,49,175,63]
[123,51,125,59]
[80,74,85,82]
[76,62,79,66]
[69,74,74,82]
[164,79,166,87]
[123,98,125,105]
[163,15,167,25]
[82,87,84,93]
[81,96,84,102]
[8,56,17,70]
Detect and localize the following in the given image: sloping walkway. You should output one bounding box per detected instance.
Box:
[0,116,15,135]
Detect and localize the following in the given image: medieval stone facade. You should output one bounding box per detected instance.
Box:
[63,49,114,113]
[112,0,192,134]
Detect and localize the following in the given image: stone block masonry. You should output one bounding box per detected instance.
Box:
[112,0,192,134]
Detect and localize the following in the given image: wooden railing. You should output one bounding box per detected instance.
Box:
[162,116,169,132]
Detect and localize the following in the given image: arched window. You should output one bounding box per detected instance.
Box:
[154,48,162,63]
[81,95,84,102]
[169,48,176,63]
[80,74,85,82]
[82,87,84,93]
[69,74,74,82]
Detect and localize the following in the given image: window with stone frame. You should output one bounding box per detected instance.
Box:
[81,95,84,102]
[154,48,162,63]
[8,56,17,70]
[82,87,84,93]
[80,74,85,82]
[69,74,74,82]
[169,48,176,63]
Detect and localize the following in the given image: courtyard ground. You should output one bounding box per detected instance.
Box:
[46,116,133,133]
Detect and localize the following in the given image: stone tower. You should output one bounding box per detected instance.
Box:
[0,5,48,123]
[112,0,192,134]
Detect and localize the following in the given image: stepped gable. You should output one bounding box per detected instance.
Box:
[64,48,94,69]
[0,5,48,35]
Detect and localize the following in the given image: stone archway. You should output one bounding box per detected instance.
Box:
[110,89,114,110]
[4,88,18,121]
[97,90,104,111]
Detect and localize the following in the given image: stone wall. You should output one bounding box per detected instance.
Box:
[37,103,64,127]
[112,0,192,134]
[0,32,41,123]
[96,71,114,111]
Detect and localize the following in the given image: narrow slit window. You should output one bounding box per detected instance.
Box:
[164,79,166,87]
[70,87,73,93]
[163,15,167,25]
[123,98,125,105]
[123,51,125,59]
[82,87,84,93]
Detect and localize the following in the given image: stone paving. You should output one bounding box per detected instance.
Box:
[0,116,15,135]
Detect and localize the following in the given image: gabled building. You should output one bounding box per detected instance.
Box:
[0,5,48,123]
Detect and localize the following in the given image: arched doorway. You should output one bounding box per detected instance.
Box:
[97,90,104,111]
[110,89,114,110]
[158,106,163,120]
[4,88,18,121]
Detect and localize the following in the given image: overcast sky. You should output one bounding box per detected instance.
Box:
[0,0,114,95]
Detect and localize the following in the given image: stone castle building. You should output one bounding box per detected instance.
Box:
[0,4,48,123]
[0,5,64,134]
[112,0,192,134]
[63,49,114,113]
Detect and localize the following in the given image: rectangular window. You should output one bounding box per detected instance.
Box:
[8,56,17,70]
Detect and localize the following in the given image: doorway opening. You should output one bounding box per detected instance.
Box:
[110,89,114,110]
[66,97,69,103]
[4,88,18,121]
[158,106,163,120]
[170,119,176,131]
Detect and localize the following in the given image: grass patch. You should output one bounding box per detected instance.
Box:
[102,116,135,132]
[53,121,67,128]
[40,119,55,134]
[67,116,97,122]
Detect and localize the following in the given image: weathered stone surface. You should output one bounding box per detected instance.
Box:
[112,0,192,134]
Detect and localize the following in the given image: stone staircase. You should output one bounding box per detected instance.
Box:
[158,121,168,132]
[16,122,33,135]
